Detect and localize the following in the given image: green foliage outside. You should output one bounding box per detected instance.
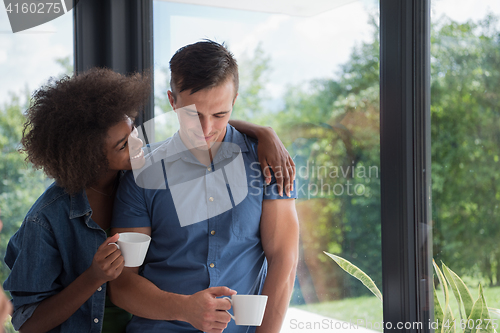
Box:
[296,286,500,333]
[325,253,500,333]
[431,14,500,286]
[0,94,47,283]
[0,93,47,333]
[274,17,382,300]
[277,12,500,302]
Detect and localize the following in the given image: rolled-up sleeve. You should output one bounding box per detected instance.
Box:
[263,177,298,200]
[3,218,63,330]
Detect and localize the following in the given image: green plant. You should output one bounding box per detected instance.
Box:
[324,252,500,333]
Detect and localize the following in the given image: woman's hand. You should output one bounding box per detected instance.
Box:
[255,126,296,197]
[88,234,125,284]
[228,120,296,196]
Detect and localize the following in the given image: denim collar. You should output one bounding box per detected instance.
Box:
[69,189,92,220]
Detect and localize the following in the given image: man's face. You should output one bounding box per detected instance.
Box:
[168,79,237,151]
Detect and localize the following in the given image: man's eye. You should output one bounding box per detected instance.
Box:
[214,115,225,118]
[120,141,128,150]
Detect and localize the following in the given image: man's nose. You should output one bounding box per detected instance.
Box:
[199,116,212,137]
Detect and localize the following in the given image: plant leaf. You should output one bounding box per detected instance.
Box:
[442,263,464,320]
[434,260,454,333]
[488,308,500,318]
[445,264,475,319]
[465,287,484,333]
[478,285,494,333]
[324,251,383,302]
[444,305,457,333]
[487,307,500,333]
[434,280,445,332]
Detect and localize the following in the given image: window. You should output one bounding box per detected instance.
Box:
[153,1,383,330]
[430,0,500,323]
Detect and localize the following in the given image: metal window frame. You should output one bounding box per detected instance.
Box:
[380,0,432,332]
[73,0,433,331]
[74,0,154,125]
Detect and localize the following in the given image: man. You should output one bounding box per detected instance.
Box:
[108,40,299,333]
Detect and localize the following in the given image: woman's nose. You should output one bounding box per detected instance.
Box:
[129,127,143,147]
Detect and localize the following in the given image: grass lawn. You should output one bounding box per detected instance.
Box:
[295,295,383,331]
[294,286,500,332]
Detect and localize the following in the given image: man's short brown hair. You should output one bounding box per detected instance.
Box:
[169,39,238,100]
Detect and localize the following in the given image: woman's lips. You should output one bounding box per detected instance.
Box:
[130,149,144,160]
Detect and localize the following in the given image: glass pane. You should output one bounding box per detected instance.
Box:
[431,0,500,328]
[153,1,382,331]
[0,9,73,332]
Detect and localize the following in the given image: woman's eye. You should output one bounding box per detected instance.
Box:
[120,141,128,150]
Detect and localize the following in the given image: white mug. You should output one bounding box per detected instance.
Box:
[110,232,151,267]
[223,295,268,326]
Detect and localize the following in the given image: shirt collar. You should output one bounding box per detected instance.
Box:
[69,189,92,220]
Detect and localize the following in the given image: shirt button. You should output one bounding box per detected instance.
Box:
[207,167,211,171]
[97,287,102,292]
[210,230,215,235]
[94,318,99,324]
[85,212,90,216]
[209,263,215,268]
[209,197,214,202]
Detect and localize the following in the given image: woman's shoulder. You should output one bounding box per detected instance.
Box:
[24,182,71,227]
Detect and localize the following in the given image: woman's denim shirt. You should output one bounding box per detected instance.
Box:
[3,182,108,332]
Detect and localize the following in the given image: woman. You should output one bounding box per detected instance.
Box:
[3,68,295,333]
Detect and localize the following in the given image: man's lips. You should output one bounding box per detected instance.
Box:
[194,133,214,141]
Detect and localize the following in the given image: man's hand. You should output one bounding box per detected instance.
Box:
[256,126,296,197]
[183,287,236,333]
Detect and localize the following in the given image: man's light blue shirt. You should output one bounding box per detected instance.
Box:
[111,125,297,332]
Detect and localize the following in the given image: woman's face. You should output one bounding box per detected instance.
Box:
[105,117,145,171]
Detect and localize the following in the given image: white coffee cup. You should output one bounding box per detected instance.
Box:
[110,232,151,267]
[223,295,268,326]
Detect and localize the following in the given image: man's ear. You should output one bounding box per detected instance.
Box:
[167,90,176,110]
[232,93,239,106]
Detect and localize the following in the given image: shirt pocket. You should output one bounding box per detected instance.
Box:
[230,184,264,240]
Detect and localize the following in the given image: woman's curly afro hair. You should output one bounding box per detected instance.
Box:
[21,68,150,194]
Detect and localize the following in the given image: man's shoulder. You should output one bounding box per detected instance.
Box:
[228,125,258,158]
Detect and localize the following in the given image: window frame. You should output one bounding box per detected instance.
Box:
[380,1,432,332]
